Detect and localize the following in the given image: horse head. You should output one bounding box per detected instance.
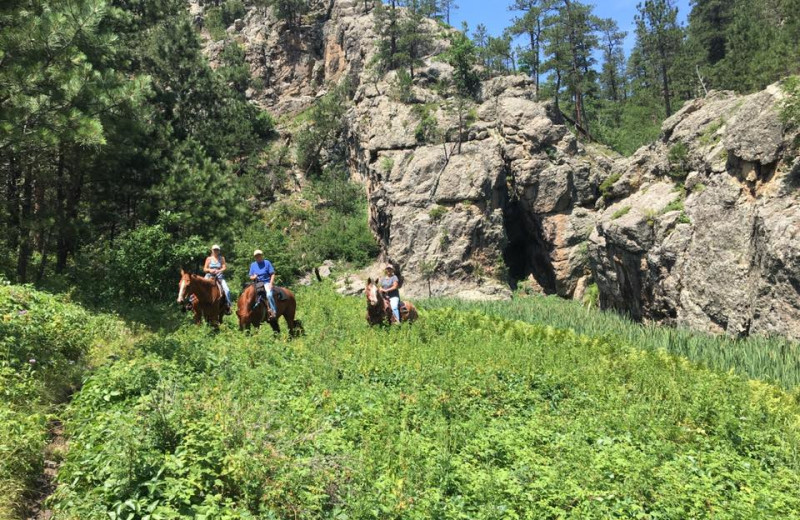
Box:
[365,278,381,308]
[177,269,192,304]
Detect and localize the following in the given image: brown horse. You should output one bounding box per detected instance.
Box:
[177,270,226,329]
[365,278,418,326]
[236,284,303,336]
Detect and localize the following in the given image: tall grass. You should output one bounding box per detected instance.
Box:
[421,294,800,390]
[50,285,800,519]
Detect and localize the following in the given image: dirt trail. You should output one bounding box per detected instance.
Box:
[26,421,65,520]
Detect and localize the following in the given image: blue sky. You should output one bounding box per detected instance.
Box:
[450,0,692,55]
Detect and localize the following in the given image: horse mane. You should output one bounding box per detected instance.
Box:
[190,274,216,286]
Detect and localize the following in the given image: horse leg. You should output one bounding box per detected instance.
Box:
[269,317,280,334]
[284,300,297,337]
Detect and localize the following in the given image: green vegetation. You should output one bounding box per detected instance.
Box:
[699,118,726,146]
[0,284,133,518]
[422,294,800,390]
[599,173,622,199]
[781,76,800,128]
[428,205,448,221]
[611,206,631,219]
[662,196,685,215]
[23,285,798,519]
[667,142,690,179]
[0,0,274,286]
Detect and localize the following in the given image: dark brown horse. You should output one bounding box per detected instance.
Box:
[365,278,418,326]
[236,284,303,336]
[177,270,226,329]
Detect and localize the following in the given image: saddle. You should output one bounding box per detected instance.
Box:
[249,283,288,301]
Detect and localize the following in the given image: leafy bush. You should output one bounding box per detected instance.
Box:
[203,7,227,41]
[221,0,246,26]
[390,69,415,103]
[0,285,131,518]
[667,142,690,179]
[428,205,448,221]
[412,103,441,143]
[75,224,206,306]
[781,75,800,128]
[599,172,621,199]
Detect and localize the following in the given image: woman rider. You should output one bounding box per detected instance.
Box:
[379,264,401,324]
[204,244,232,314]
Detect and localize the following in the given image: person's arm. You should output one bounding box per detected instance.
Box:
[219,257,227,273]
[249,263,257,281]
[203,257,213,274]
[268,262,276,286]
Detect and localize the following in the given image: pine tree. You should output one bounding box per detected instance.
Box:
[542,0,598,133]
[597,18,627,102]
[508,0,553,96]
[633,0,684,116]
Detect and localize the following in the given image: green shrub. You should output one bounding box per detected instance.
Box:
[203,7,227,41]
[611,205,631,219]
[599,172,621,198]
[781,75,800,128]
[221,0,246,26]
[0,285,131,518]
[667,142,690,179]
[661,196,685,214]
[428,205,448,221]
[75,224,206,306]
[390,69,415,103]
[582,282,600,308]
[412,103,441,144]
[380,156,395,174]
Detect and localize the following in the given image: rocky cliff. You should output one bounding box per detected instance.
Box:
[193,0,800,339]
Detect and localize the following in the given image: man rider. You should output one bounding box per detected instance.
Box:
[249,249,277,319]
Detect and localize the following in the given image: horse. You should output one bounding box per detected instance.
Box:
[365,278,418,326]
[236,283,303,336]
[177,270,226,329]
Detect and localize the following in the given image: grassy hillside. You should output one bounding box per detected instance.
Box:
[46,284,800,519]
[0,284,135,518]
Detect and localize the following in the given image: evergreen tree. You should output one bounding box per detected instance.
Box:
[633,0,684,116]
[597,18,627,102]
[542,0,598,133]
[508,0,552,96]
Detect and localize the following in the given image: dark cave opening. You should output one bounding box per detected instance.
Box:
[502,196,557,294]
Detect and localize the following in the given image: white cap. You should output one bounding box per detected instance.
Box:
[253,249,264,257]
[211,244,221,250]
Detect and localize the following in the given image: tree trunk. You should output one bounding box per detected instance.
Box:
[16,167,33,283]
[6,155,20,253]
[660,45,673,116]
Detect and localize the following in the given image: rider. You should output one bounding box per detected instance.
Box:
[204,244,232,314]
[379,264,401,324]
[249,249,277,319]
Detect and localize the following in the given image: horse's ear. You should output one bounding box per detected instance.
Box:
[367,277,372,285]
[180,268,185,276]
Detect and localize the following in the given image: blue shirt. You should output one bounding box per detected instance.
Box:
[249,260,275,283]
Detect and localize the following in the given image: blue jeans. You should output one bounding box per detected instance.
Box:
[205,273,231,305]
[266,284,277,315]
[389,296,400,323]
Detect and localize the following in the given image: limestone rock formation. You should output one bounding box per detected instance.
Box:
[589,87,800,340]
[191,0,800,338]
